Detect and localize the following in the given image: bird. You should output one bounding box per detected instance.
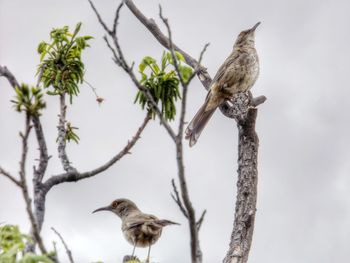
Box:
[93,198,179,262]
[185,22,261,146]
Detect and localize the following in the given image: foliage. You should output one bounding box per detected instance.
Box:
[37,22,93,103]
[64,122,80,144]
[0,225,54,263]
[134,51,193,121]
[11,84,46,116]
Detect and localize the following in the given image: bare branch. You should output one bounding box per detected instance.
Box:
[170,179,188,218]
[51,227,75,263]
[87,0,112,34]
[158,5,185,87]
[112,2,124,35]
[186,43,210,85]
[43,114,150,191]
[19,114,47,254]
[57,94,75,172]
[0,166,22,187]
[0,65,20,89]
[196,210,207,231]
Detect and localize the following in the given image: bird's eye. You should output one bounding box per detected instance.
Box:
[112,201,119,208]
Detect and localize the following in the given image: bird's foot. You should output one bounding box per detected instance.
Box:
[123,255,141,263]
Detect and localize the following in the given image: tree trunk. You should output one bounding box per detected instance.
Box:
[223,108,259,263]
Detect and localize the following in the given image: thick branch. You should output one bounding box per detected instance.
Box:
[57,94,75,172]
[19,114,47,255]
[223,109,259,263]
[43,114,150,191]
[32,116,50,183]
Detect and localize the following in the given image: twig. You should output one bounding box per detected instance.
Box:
[51,227,75,263]
[158,5,185,87]
[0,166,22,187]
[170,179,188,218]
[43,113,150,191]
[186,43,210,85]
[196,210,207,231]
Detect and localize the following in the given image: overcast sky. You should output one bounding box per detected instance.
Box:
[1,0,350,262]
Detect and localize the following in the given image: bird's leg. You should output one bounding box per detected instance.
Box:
[131,241,137,256]
[146,245,152,263]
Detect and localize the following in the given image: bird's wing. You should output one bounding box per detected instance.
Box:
[125,214,159,230]
[211,51,240,85]
[212,50,251,89]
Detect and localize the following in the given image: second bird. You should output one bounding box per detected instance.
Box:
[185,22,261,146]
[93,198,179,262]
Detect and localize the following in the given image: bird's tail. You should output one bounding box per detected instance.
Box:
[155,219,180,226]
[185,96,217,147]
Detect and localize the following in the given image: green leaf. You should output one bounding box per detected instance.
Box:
[175,51,185,62]
[73,22,82,37]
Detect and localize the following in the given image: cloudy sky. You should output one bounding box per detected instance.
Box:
[1,0,350,262]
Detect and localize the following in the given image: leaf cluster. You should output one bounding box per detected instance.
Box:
[11,84,46,116]
[0,225,54,263]
[37,22,93,103]
[134,51,193,121]
[64,122,80,144]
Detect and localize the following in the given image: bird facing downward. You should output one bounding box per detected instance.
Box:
[185,22,261,146]
[93,198,179,262]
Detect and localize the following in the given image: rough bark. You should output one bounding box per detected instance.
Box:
[223,109,259,263]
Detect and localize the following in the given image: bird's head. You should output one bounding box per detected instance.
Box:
[234,22,261,47]
[93,198,139,218]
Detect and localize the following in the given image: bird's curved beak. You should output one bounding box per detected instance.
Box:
[92,206,111,214]
[250,22,261,32]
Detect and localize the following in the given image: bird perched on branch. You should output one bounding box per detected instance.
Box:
[185,22,261,146]
[93,198,179,263]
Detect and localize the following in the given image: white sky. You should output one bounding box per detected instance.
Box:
[1,0,350,262]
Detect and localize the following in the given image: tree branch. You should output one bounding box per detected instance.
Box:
[88,0,177,142]
[0,166,22,187]
[57,94,75,172]
[170,178,188,218]
[19,114,48,255]
[123,0,212,89]
[196,210,207,231]
[43,113,150,191]
[0,65,20,89]
[223,108,259,263]
[51,227,75,263]
[32,115,50,183]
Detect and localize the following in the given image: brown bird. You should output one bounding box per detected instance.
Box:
[185,22,261,146]
[93,198,179,262]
